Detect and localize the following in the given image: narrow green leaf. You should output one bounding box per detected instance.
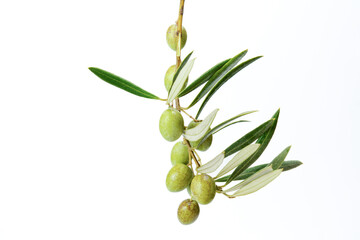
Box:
[224,166,274,193]
[169,51,193,93]
[187,50,248,109]
[198,120,249,147]
[225,109,280,185]
[215,144,260,179]
[178,58,230,97]
[89,67,160,100]
[197,110,257,147]
[269,146,292,170]
[215,160,302,182]
[197,152,225,174]
[224,119,274,158]
[231,169,282,197]
[184,109,218,141]
[167,59,195,104]
[196,56,262,118]
[280,160,303,171]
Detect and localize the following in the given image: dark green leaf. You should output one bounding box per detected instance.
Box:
[187,50,248,109]
[225,109,280,185]
[269,146,291,170]
[169,51,193,93]
[89,67,160,100]
[224,119,274,158]
[178,58,230,98]
[196,110,257,147]
[196,56,262,118]
[215,160,302,182]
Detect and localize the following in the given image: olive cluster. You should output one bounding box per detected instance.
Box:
[159,26,216,225]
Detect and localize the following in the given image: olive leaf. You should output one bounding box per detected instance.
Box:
[230,169,283,197]
[215,144,260,179]
[225,109,280,185]
[269,146,292,170]
[187,50,248,109]
[215,160,303,182]
[224,165,274,193]
[167,58,196,104]
[224,119,274,158]
[178,58,230,98]
[197,110,257,147]
[196,56,262,118]
[184,108,218,141]
[169,51,193,93]
[197,152,225,174]
[88,67,161,100]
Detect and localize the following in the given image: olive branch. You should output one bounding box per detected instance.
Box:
[88,0,302,225]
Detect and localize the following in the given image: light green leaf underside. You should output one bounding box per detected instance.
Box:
[231,169,282,197]
[197,152,225,174]
[171,51,193,91]
[197,110,256,147]
[224,165,274,193]
[167,58,196,104]
[215,144,260,179]
[184,108,219,141]
[215,160,302,182]
[88,67,160,100]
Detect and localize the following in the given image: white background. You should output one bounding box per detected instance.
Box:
[1,0,359,239]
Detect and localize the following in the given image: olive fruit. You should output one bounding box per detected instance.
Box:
[190,174,216,205]
[177,199,200,225]
[166,164,193,192]
[171,141,189,165]
[187,121,213,151]
[166,24,187,51]
[159,108,184,142]
[164,65,188,92]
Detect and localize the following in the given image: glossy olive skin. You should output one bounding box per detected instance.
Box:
[164,65,188,92]
[166,24,187,51]
[166,164,193,192]
[177,199,200,225]
[159,108,184,142]
[171,141,189,165]
[187,121,213,151]
[190,174,216,205]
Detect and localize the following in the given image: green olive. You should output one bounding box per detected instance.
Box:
[164,65,188,92]
[190,174,216,205]
[177,199,200,225]
[166,24,187,51]
[166,164,193,192]
[171,141,189,165]
[159,108,184,142]
[187,121,213,151]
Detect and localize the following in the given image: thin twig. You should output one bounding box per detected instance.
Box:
[180,108,198,122]
[174,0,185,111]
[184,138,200,168]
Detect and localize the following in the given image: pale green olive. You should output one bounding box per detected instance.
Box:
[166,164,193,192]
[187,121,213,151]
[166,24,187,51]
[159,108,184,142]
[171,141,189,165]
[164,65,188,92]
[190,174,216,205]
[177,199,200,225]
